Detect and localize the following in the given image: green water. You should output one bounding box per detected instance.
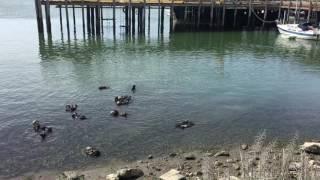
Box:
[1,1,320,178]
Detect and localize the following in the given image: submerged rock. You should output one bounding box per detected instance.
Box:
[175,120,194,129]
[84,146,100,157]
[301,142,320,155]
[160,169,186,180]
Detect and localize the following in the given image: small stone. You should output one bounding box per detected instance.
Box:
[148,155,153,159]
[62,171,84,180]
[160,169,186,180]
[301,142,320,155]
[169,153,177,157]
[116,168,144,179]
[288,162,302,171]
[214,161,223,167]
[195,171,203,176]
[184,153,196,160]
[214,151,230,157]
[241,144,248,150]
[233,164,241,171]
[106,173,119,180]
[204,152,213,157]
[218,176,240,180]
[226,159,235,163]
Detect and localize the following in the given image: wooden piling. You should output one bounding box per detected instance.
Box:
[222,5,225,28]
[113,0,116,35]
[72,5,76,34]
[91,7,95,35]
[35,0,44,33]
[87,6,91,34]
[278,0,282,20]
[59,5,63,33]
[65,0,70,39]
[82,0,86,36]
[307,0,312,22]
[44,0,52,34]
[96,5,101,35]
[125,6,129,33]
[262,0,268,28]
[248,0,252,27]
[210,0,214,28]
[148,6,151,34]
[101,7,104,34]
[161,6,165,34]
[170,0,174,32]
[158,0,161,34]
[197,0,202,28]
[233,8,238,28]
[132,7,135,34]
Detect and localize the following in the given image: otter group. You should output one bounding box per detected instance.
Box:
[66,104,87,120]
[32,120,53,139]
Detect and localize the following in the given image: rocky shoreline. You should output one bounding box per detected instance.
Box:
[9,137,320,180]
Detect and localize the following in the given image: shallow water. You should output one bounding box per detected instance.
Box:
[1,0,320,177]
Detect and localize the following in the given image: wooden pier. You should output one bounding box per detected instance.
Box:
[35,0,320,37]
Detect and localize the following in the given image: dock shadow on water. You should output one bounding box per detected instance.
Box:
[2,13,320,178]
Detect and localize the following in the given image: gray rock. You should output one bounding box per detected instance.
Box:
[148,155,153,159]
[106,173,119,180]
[160,169,186,180]
[184,153,196,160]
[169,153,177,157]
[233,164,241,171]
[289,162,302,171]
[214,161,223,166]
[204,152,213,157]
[219,176,240,180]
[117,168,144,179]
[301,142,320,155]
[214,151,230,157]
[61,171,84,180]
[241,144,248,150]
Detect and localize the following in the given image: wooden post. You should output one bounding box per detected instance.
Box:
[44,0,51,35]
[287,0,291,23]
[87,6,91,34]
[81,0,86,37]
[197,0,202,28]
[170,0,174,32]
[113,0,116,35]
[161,6,165,34]
[233,1,238,28]
[96,5,101,35]
[35,0,44,33]
[65,0,70,39]
[132,7,135,34]
[262,0,268,28]
[72,5,76,34]
[307,0,312,22]
[91,7,95,35]
[222,5,225,28]
[247,0,252,27]
[59,5,63,34]
[158,0,161,34]
[143,0,146,34]
[101,7,104,34]
[148,6,151,34]
[210,0,214,28]
[278,0,282,20]
[125,6,129,33]
[128,0,132,34]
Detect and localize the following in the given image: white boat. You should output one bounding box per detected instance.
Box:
[277,22,320,40]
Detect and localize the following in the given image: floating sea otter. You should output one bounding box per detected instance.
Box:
[114,96,132,105]
[65,104,78,112]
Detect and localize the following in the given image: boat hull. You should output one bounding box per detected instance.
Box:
[277,24,319,40]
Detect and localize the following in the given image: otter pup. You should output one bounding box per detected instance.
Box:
[32,120,41,132]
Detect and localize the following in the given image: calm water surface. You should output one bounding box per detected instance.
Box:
[1,0,320,177]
